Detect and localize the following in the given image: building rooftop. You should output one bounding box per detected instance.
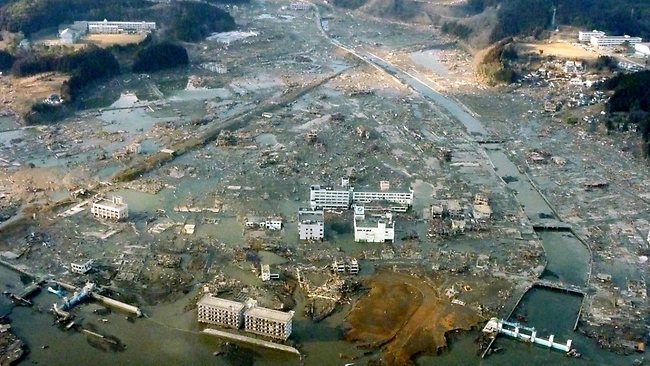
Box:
[298,210,324,223]
[198,295,245,312]
[93,197,127,209]
[354,214,393,228]
[245,306,293,322]
[353,186,412,194]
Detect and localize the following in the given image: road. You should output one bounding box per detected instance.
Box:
[311,3,488,137]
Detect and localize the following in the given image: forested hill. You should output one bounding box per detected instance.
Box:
[467,0,650,42]
[0,0,238,41]
[331,0,650,46]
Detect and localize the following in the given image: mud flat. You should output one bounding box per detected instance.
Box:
[345,271,481,365]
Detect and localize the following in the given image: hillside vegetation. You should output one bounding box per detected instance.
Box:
[0,0,236,42]
[470,0,650,42]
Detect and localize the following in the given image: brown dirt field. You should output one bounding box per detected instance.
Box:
[0,73,69,118]
[516,42,597,60]
[345,271,481,365]
[80,34,146,48]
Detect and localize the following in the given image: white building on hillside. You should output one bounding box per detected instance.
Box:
[91,196,128,221]
[635,43,650,57]
[353,206,395,243]
[85,20,156,34]
[578,30,605,42]
[591,35,642,47]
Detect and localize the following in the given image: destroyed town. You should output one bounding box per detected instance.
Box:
[0,0,650,365]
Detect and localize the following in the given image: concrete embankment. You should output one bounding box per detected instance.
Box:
[202,328,300,355]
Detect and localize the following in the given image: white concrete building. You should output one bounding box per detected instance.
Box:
[309,185,351,210]
[86,20,156,34]
[309,182,413,210]
[244,305,294,340]
[591,35,642,47]
[352,189,413,206]
[578,30,605,42]
[197,295,245,329]
[261,264,271,281]
[245,215,282,230]
[635,43,650,57]
[265,217,282,230]
[71,260,93,274]
[564,60,584,74]
[353,207,395,243]
[59,28,81,44]
[298,209,324,240]
[332,258,359,274]
[91,196,128,221]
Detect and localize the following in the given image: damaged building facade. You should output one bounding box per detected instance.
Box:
[353,206,395,243]
[91,196,128,221]
[197,295,246,329]
[298,209,324,240]
[197,295,293,340]
[309,181,413,211]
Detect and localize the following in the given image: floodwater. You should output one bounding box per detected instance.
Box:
[485,147,556,220]
[1,42,633,366]
[1,264,368,366]
[536,230,591,286]
[367,50,623,364]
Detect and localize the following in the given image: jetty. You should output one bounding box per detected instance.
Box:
[482,318,574,353]
[202,328,300,355]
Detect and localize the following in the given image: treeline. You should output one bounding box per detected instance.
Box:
[132,42,188,72]
[0,49,14,69]
[477,38,518,84]
[331,0,367,10]
[441,22,472,40]
[0,0,151,35]
[12,46,119,99]
[599,71,650,157]
[600,71,650,114]
[167,2,235,42]
[0,0,236,42]
[463,0,650,43]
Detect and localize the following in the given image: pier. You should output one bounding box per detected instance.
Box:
[202,328,300,355]
[48,280,143,317]
[90,293,142,317]
[482,318,573,352]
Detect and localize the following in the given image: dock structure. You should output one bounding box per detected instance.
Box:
[49,280,142,318]
[482,318,573,353]
[202,329,300,355]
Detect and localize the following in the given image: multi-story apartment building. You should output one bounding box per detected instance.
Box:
[309,185,351,210]
[298,209,324,240]
[197,295,245,329]
[353,206,395,243]
[244,306,294,340]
